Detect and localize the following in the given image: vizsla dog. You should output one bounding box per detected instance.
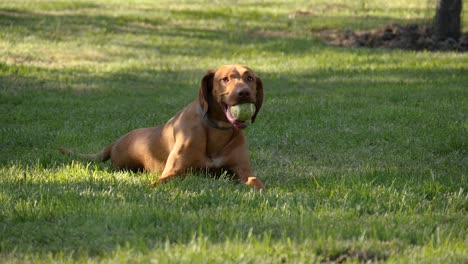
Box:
[60,65,264,190]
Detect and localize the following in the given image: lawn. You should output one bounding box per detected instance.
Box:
[1,0,467,263]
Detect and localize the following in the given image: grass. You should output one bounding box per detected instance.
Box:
[1,0,467,263]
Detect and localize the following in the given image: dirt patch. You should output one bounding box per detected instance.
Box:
[317,24,468,52]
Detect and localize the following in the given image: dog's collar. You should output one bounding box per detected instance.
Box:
[198,106,233,130]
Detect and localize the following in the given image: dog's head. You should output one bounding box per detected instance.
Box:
[198,65,263,129]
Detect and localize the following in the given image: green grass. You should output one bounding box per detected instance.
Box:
[1,0,467,263]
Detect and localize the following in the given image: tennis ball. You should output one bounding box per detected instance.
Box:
[230,103,256,121]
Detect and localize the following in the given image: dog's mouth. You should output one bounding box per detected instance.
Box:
[223,104,249,129]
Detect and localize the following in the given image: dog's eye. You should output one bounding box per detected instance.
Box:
[247,76,254,82]
[222,77,229,83]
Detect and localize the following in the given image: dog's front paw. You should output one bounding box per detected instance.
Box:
[246,176,264,190]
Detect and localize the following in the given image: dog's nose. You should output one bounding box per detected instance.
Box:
[237,88,251,98]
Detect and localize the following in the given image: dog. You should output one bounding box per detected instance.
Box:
[60,65,264,190]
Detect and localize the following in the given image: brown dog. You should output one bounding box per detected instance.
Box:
[60,65,264,190]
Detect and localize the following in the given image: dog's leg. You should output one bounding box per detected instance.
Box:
[244,176,264,190]
[228,163,264,190]
[232,169,264,190]
[149,140,203,186]
[148,157,187,186]
[222,146,264,190]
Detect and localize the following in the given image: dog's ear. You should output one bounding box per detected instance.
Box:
[251,76,264,123]
[198,69,216,114]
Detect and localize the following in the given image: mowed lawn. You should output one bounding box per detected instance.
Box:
[1,0,467,263]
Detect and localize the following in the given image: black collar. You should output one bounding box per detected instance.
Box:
[198,106,233,130]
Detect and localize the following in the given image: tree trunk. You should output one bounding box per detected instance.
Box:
[434,0,462,41]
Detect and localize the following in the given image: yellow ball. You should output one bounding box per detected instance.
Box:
[230,103,256,121]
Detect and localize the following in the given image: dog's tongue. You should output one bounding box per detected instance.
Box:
[225,106,248,129]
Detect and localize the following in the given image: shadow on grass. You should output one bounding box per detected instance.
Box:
[2,59,466,171]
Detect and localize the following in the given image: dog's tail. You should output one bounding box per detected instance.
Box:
[59,144,113,162]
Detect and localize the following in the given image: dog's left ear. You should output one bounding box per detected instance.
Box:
[198,69,216,115]
[251,76,264,123]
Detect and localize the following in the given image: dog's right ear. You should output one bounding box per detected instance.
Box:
[198,69,216,114]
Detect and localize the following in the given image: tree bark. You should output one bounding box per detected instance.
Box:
[434,0,462,41]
